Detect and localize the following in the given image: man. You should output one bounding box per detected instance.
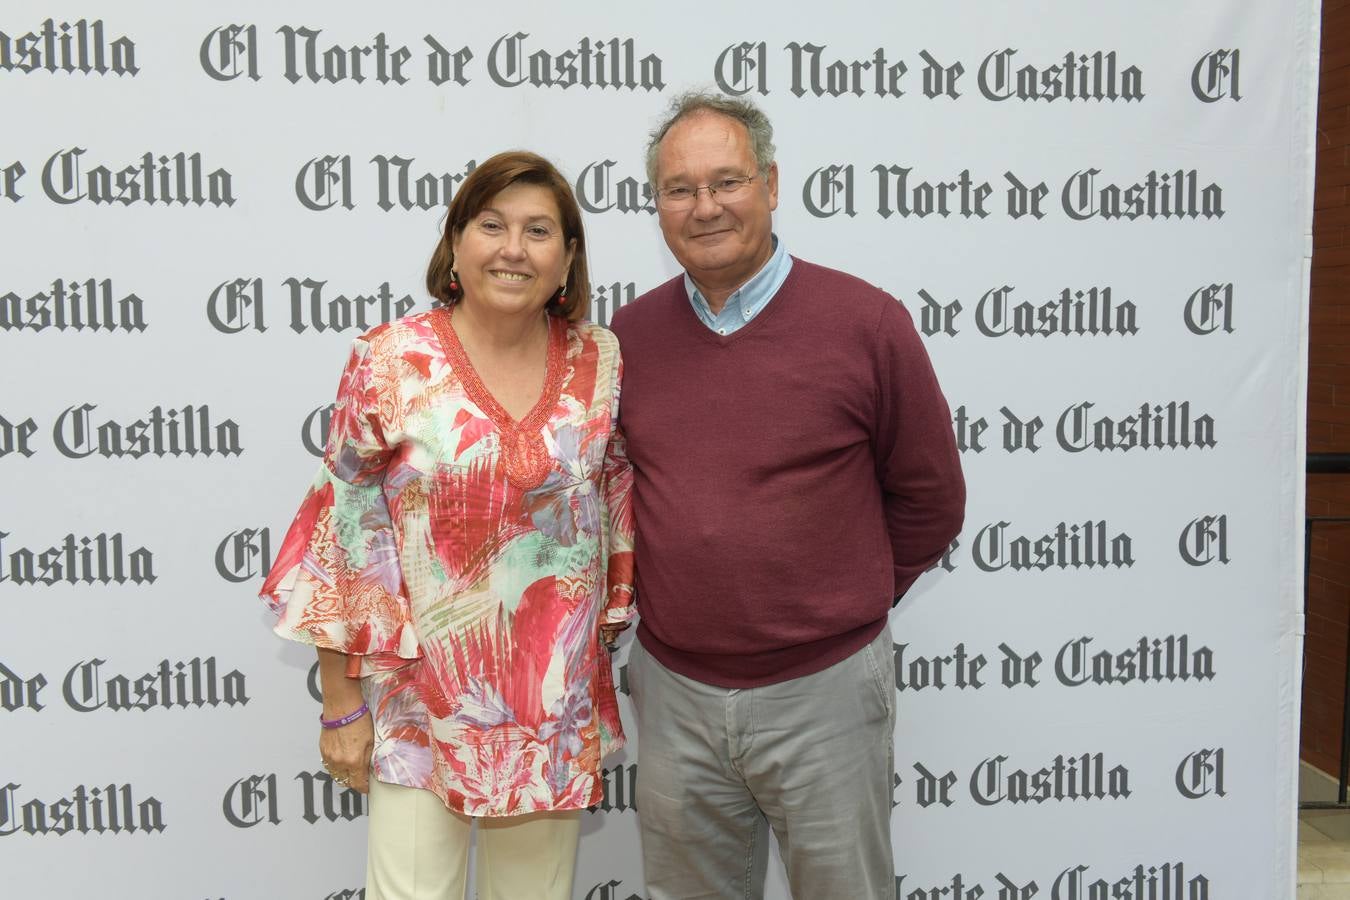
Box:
[610,90,965,900]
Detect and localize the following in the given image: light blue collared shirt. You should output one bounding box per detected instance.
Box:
[684,235,793,335]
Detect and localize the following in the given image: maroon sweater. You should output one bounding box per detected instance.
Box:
[611,259,965,687]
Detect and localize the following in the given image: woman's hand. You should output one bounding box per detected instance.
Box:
[319,710,374,794]
[599,622,627,650]
[314,647,373,794]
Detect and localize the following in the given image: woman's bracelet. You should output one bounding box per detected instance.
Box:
[319,703,369,729]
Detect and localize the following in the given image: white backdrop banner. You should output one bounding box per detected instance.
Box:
[1,2,1317,898]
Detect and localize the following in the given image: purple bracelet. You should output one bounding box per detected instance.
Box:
[319,703,369,729]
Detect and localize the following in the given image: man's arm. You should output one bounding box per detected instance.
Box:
[871,296,966,600]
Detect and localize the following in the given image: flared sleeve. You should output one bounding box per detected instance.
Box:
[260,333,421,666]
[600,355,636,627]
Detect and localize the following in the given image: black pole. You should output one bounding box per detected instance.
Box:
[1309,453,1350,474]
[1342,571,1350,805]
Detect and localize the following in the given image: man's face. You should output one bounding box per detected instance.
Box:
[654,112,779,292]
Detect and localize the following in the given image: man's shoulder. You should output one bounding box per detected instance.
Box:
[785,256,898,328]
[788,256,890,301]
[611,272,686,335]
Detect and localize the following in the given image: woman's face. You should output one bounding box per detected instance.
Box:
[451,182,575,320]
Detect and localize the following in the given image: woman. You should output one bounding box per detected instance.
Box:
[259,151,634,900]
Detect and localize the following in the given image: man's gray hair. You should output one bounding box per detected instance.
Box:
[645,89,776,187]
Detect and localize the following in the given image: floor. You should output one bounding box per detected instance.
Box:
[1301,809,1350,897]
[1301,762,1350,898]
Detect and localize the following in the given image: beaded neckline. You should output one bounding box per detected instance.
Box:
[430,306,567,491]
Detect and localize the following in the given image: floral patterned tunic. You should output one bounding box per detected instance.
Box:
[260,309,634,816]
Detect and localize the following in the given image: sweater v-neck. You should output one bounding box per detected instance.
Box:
[681,258,800,348]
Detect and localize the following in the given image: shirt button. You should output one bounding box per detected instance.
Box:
[718,328,726,335]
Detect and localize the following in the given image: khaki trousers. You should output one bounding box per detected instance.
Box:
[630,623,898,900]
[365,779,581,900]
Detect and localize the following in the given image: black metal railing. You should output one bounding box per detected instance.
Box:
[1301,452,1350,809]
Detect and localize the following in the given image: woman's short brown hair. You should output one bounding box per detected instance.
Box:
[426,151,590,322]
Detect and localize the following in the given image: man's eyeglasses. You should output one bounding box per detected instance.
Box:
[656,174,757,209]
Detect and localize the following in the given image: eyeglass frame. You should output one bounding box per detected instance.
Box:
[654,173,759,209]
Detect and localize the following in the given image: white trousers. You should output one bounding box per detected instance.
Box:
[365,779,581,900]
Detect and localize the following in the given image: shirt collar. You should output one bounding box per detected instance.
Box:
[684,234,791,328]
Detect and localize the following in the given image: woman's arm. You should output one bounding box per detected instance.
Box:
[315,647,374,794]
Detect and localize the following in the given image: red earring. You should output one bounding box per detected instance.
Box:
[448,270,460,294]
